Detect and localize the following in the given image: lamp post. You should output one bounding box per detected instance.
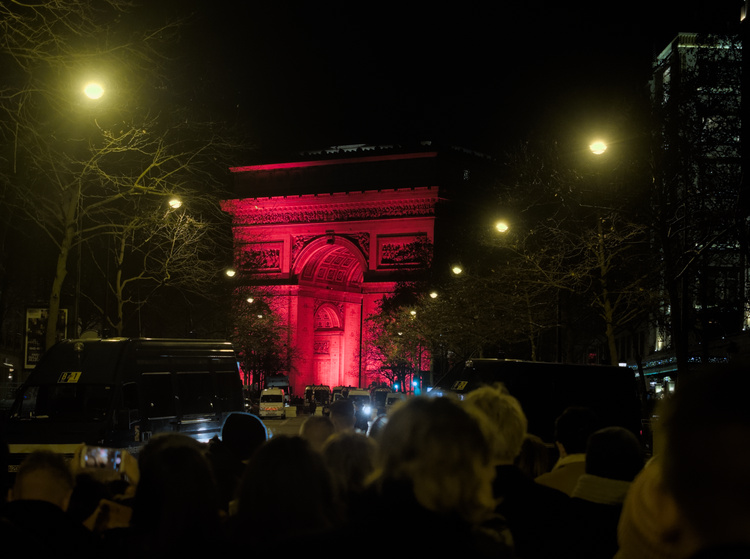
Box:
[588,139,622,366]
[72,82,107,339]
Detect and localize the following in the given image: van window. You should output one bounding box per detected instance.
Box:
[261,394,284,403]
[215,370,243,411]
[12,384,112,422]
[176,371,214,415]
[142,372,176,418]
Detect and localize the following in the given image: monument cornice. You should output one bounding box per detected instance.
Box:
[222,187,439,225]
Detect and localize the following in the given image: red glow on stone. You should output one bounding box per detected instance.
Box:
[229,152,437,173]
[223,156,439,396]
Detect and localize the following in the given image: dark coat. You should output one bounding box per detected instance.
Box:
[561,498,623,558]
[1,499,96,556]
[205,436,246,511]
[493,464,571,559]
[347,478,515,558]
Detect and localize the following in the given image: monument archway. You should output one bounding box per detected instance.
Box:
[295,238,366,390]
[221,149,441,397]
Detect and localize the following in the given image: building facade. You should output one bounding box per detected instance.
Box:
[221,143,489,396]
[639,22,750,387]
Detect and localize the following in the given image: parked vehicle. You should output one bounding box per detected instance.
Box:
[304,384,331,415]
[384,392,407,415]
[4,338,245,470]
[431,358,644,446]
[331,385,351,403]
[346,388,372,431]
[370,386,390,415]
[259,387,286,419]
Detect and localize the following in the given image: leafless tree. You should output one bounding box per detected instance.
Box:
[0,1,236,347]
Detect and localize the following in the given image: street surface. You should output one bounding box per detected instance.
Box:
[262,412,309,438]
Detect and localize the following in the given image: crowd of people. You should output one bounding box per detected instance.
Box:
[1,365,749,558]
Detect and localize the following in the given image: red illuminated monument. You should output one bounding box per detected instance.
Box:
[222,143,489,396]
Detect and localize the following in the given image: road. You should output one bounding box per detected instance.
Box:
[262,412,309,438]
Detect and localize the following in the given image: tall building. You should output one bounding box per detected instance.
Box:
[641,15,749,386]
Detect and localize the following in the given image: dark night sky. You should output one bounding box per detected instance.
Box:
[177,1,744,157]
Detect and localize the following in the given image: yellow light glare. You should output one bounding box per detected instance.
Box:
[168,198,182,209]
[225,269,236,277]
[83,82,105,100]
[429,291,438,299]
[452,265,463,275]
[589,140,607,155]
[495,220,509,233]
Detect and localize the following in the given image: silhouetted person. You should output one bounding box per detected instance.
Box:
[229,435,343,552]
[103,433,228,557]
[536,406,599,495]
[619,366,750,558]
[562,426,644,558]
[206,412,269,511]
[614,458,674,559]
[299,414,335,452]
[515,433,553,480]
[349,396,514,557]
[2,450,95,555]
[328,399,356,433]
[322,431,378,514]
[463,383,570,559]
[367,413,389,440]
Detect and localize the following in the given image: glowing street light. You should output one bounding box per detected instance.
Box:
[168,197,182,209]
[495,220,509,233]
[429,291,438,299]
[83,82,105,100]
[225,268,236,278]
[451,265,463,275]
[589,140,608,155]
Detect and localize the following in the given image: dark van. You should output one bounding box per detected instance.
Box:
[430,358,644,445]
[4,338,245,468]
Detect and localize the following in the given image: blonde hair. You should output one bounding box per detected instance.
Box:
[462,383,528,463]
[373,396,497,523]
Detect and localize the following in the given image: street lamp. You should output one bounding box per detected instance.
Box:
[73,82,108,338]
[451,265,463,275]
[168,197,182,209]
[83,82,105,100]
[495,220,509,233]
[589,140,607,156]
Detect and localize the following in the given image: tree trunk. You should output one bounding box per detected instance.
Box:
[45,189,78,349]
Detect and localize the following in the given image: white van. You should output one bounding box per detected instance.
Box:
[259,387,286,419]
